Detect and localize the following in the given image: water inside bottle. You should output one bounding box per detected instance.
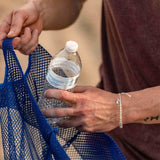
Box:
[53,67,76,78]
[38,65,79,127]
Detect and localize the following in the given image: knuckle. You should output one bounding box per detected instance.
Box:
[106,125,114,132]
[21,47,27,52]
[83,126,94,132]
[12,9,19,15]
[58,91,64,99]
[59,90,67,100]
[87,128,94,132]
[82,109,88,116]
[54,108,63,117]
[3,19,10,26]
[81,104,90,115]
[21,35,31,44]
[83,117,91,126]
[79,98,86,106]
[13,9,24,17]
[77,107,87,116]
[54,108,59,116]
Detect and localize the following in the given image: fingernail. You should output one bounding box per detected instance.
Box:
[44,90,54,98]
[35,29,39,34]
[44,91,47,97]
[7,30,15,37]
[25,27,31,32]
[33,29,39,36]
[26,27,30,31]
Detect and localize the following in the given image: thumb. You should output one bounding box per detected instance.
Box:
[7,10,26,38]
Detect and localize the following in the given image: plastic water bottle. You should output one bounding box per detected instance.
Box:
[38,41,82,127]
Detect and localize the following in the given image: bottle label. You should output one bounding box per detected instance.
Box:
[46,58,80,90]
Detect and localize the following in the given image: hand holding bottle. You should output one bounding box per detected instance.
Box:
[42,86,121,132]
[38,41,82,127]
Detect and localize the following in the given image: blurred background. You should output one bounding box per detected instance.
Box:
[0,0,102,159]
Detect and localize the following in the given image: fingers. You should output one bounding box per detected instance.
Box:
[0,10,26,40]
[0,34,6,48]
[74,86,87,93]
[41,108,85,129]
[57,117,83,128]
[73,86,94,93]
[7,10,26,38]
[44,89,78,105]
[25,29,39,54]
[0,3,40,53]
[12,27,39,55]
[0,29,38,54]
[0,13,38,54]
[12,27,31,49]
[42,108,84,129]
[42,108,75,118]
[0,13,13,48]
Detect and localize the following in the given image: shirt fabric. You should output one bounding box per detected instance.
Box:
[99,0,160,159]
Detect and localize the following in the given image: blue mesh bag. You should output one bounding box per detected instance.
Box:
[0,37,126,160]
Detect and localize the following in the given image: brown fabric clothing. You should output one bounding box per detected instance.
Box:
[99,0,160,159]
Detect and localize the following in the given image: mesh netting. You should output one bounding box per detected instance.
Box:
[0,38,126,160]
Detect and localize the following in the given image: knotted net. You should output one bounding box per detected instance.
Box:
[0,38,126,160]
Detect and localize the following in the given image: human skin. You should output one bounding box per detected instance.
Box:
[42,86,160,132]
[0,0,85,54]
[0,0,160,133]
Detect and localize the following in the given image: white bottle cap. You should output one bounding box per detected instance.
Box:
[65,41,78,52]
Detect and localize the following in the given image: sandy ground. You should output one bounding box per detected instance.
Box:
[0,0,102,159]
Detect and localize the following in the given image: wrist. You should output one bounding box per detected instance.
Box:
[122,92,138,124]
[116,93,133,128]
[122,86,160,125]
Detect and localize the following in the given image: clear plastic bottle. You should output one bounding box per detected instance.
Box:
[38,41,82,127]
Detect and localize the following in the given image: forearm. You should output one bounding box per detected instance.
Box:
[123,86,160,125]
[31,0,86,30]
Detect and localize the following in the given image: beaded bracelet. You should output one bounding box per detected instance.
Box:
[116,93,131,128]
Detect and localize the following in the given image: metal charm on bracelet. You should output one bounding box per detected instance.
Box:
[116,92,131,128]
